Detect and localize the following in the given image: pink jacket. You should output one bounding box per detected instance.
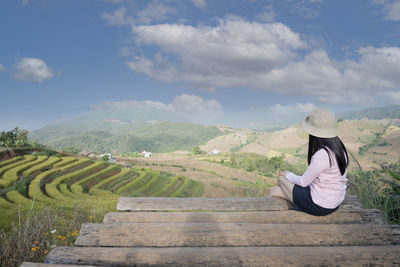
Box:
[285,148,347,209]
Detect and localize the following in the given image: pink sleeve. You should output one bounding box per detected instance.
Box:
[285,149,330,187]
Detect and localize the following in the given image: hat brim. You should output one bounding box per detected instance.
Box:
[302,119,337,138]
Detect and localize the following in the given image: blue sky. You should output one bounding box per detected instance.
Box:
[0,0,399,131]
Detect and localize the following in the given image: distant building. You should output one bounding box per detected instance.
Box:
[100,153,112,160]
[78,150,98,159]
[78,150,90,157]
[87,152,98,159]
[209,149,220,155]
[141,150,152,157]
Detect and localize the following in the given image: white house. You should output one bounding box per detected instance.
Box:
[209,149,220,155]
[100,153,112,159]
[141,150,152,157]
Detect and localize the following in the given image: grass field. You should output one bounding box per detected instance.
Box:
[121,152,277,198]
[0,154,204,232]
[0,152,209,265]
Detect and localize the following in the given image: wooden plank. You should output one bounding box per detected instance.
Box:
[116,197,292,211]
[45,246,400,266]
[116,195,362,212]
[339,195,363,209]
[20,262,96,267]
[75,222,400,247]
[103,210,364,224]
[350,208,388,225]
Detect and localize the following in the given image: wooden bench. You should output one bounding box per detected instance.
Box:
[22,195,400,266]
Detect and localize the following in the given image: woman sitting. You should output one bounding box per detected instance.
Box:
[268,109,349,216]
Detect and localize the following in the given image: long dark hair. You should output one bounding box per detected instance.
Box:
[308,135,349,175]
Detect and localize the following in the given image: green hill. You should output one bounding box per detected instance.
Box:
[31,121,224,154]
[339,105,400,120]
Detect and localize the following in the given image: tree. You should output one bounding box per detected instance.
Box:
[269,155,285,171]
[192,146,202,155]
[0,127,36,148]
[16,129,29,146]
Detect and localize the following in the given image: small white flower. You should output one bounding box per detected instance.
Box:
[51,229,56,234]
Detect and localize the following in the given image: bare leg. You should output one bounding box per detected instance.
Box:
[278,175,295,203]
[268,185,285,198]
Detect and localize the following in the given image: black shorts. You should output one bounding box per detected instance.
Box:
[292,185,339,216]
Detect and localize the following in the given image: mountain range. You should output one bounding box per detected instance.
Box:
[30,104,400,154]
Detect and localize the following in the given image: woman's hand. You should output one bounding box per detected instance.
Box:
[278,170,289,178]
[276,170,288,186]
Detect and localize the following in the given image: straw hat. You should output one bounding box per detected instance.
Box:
[302,109,337,138]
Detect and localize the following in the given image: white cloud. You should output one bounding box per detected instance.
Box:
[128,16,308,88]
[92,99,171,110]
[92,93,222,115]
[0,64,6,72]
[125,16,400,106]
[102,1,178,26]
[120,46,133,57]
[102,7,134,25]
[14,58,54,82]
[372,0,400,21]
[383,1,400,21]
[270,103,317,114]
[104,0,127,3]
[192,0,207,9]
[136,1,177,24]
[92,94,223,124]
[170,94,222,114]
[294,5,320,19]
[256,5,275,23]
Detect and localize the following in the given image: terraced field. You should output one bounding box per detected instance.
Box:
[0,154,203,228]
[124,153,276,198]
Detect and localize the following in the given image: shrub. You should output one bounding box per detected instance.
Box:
[76,165,119,187]
[23,157,62,176]
[58,184,75,198]
[52,157,76,168]
[0,197,12,208]
[6,190,32,205]
[170,177,190,197]
[0,155,36,176]
[45,184,72,201]
[28,182,55,205]
[92,167,131,190]
[88,188,119,199]
[192,146,202,155]
[70,184,83,194]
[51,161,105,185]
[114,171,147,194]
[153,176,184,197]
[176,179,204,198]
[0,156,23,168]
[0,204,100,267]
[347,165,400,224]
[1,156,47,188]
[133,170,161,194]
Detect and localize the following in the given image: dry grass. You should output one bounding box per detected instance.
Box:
[129,155,276,185]
[200,130,252,152]
[0,203,101,267]
[198,119,400,171]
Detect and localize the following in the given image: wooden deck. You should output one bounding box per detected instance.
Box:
[22,196,400,266]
